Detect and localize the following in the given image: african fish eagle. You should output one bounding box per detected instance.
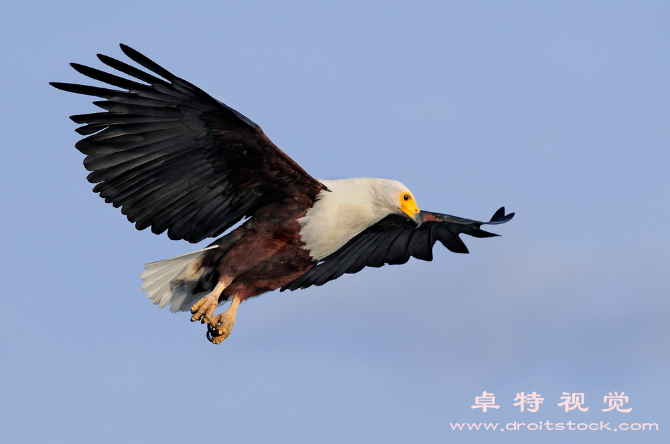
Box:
[51,45,514,344]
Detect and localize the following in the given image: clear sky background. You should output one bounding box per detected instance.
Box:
[1,1,668,443]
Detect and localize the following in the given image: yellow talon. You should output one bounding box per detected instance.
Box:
[205,295,240,344]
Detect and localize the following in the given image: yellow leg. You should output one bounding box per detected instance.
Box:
[190,282,226,323]
[207,295,241,345]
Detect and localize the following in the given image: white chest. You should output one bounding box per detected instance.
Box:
[298,178,405,260]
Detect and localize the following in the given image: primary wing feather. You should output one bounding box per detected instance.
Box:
[51,44,326,243]
[282,207,514,291]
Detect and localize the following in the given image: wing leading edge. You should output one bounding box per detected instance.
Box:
[51,44,326,243]
[281,207,514,291]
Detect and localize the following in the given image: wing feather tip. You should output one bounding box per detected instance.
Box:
[488,207,515,224]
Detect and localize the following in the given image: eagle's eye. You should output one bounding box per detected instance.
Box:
[403,194,410,201]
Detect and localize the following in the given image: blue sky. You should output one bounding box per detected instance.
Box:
[1,1,668,443]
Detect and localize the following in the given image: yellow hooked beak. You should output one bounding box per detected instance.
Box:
[399,192,423,227]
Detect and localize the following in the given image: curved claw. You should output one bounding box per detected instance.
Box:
[206,322,232,344]
[204,295,240,345]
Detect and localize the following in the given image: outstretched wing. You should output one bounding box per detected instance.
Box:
[281,207,514,291]
[51,44,327,243]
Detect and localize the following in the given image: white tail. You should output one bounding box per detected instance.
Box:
[140,246,219,313]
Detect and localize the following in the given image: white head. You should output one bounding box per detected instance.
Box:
[299,177,423,260]
[344,178,422,225]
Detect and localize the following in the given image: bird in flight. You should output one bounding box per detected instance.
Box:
[52,45,514,344]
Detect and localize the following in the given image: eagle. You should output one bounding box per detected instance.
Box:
[52,45,514,344]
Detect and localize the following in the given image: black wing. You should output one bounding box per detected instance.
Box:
[281,207,514,291]
[51,44,327,243]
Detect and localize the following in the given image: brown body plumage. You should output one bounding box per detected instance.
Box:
[202,198,316,302]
